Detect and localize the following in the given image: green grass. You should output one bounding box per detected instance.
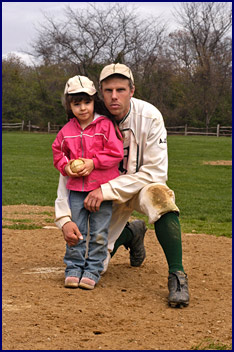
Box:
[191,338,232,350]
[167,136,232,238]
[2,224,42,230]
[2,132,59,206]
[2,132,232,237]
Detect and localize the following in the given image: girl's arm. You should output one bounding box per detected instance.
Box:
[52,132,70,176]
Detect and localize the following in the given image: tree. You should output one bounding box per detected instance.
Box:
[4,3,231,129]
[29,3,166,83]
[2,54,32,123]
[2,54,69,127]
[168,2,232,128]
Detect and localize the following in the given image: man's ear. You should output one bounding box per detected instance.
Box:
[99,85,103,98]
[130,85,135,98]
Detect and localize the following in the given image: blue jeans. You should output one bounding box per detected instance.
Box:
[64,191,112,283]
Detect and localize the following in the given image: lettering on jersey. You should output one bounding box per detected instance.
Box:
[118,128,130,174]
[119,146,129,174]
[159,137,167,144]
[158,133,167,149]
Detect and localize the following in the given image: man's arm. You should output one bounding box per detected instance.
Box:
[55,173,72,228]
[101,117,168,203]
[55,174,83,244]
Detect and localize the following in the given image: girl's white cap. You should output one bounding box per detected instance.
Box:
[64,75,97,95]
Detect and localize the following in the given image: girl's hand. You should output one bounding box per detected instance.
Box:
[64,160,81,177]
[76,158,94,177]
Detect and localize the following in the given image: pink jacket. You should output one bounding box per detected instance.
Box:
[52,113,124,192]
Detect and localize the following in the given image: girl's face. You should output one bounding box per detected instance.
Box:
[70,98,94,128]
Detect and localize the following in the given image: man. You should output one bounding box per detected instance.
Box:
[55,63,189,308]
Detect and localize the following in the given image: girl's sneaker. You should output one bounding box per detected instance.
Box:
[79,277,95,290]
[64,276,79,288]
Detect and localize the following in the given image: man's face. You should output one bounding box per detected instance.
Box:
[101,77,135,122]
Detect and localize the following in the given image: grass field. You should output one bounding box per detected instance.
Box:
[2,132,232,238]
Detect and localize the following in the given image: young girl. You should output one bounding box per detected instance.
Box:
[52,75,123,290]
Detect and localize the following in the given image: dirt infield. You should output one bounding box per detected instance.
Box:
[2,205,232,350]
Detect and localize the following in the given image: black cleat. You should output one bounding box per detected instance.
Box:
[168,271,190,308]
[125,220,147,267]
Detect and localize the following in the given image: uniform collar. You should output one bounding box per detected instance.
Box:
[119,101,131,125]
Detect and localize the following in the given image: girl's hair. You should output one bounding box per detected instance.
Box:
[63,92,123,140]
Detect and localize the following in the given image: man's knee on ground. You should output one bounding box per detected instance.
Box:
[139,183,179,223]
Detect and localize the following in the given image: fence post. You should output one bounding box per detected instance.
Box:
[48,122,50,133]
[184,124,188,136]
[217,124,220,137]
[21,120,24,131]
[28,120,31,132]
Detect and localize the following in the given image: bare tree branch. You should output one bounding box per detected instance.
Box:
[29,2,166,78]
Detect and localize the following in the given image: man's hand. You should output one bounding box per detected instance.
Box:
[62,221,83,246]
[84,187,104,212]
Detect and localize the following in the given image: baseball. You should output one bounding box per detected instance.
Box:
[70,159,85,172]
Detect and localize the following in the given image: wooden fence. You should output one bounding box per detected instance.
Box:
[165,124,232,137]
[47,122,63,133]
[2,121,25,131]
[2,121,232,137]
[2,120,40,132]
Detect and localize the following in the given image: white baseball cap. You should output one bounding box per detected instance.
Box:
[64,75,97,95]
[99,63,134,83]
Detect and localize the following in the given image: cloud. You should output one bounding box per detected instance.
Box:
[2,2,179,57]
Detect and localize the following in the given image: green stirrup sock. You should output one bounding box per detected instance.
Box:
[110,227,133,257]
[154,212,184,274]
